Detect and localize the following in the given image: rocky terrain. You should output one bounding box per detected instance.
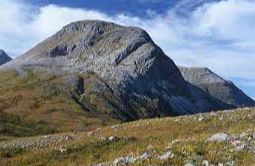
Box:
[1,107,255,165]
[0,49,12,66]
[0,20,253,126]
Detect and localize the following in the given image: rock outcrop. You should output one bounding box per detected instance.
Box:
[179,67,255,107]
[0,20,253,121]
[0,49,11,66]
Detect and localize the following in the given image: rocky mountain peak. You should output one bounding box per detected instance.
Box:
[26,20,154,61]
[4,20,185,92]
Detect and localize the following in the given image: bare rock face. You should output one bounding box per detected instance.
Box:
[0,49,11,66]
[0,20,250,121]
[179,67,255,107]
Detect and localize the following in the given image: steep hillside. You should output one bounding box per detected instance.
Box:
[1,107,255,166]
[0,49,12,66]
[179,67,255,107]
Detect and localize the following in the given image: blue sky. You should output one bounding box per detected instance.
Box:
[0,0,254,99]
[28,0,178,17]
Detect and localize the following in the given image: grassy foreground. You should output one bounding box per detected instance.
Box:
[1,107,255,165]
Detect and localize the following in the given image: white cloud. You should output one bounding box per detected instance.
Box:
[29,5,112,40]
[0,0,254,97]
[0,1,114,55]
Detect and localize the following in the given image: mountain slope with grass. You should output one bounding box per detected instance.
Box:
[0,69,117,137]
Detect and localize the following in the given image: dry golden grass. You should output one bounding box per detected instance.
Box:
[1,108,255,165]
[0,69,116,137]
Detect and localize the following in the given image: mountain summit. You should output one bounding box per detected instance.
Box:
[0,20,253,124]
[0,49,11,66]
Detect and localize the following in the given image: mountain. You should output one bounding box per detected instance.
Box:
[0,49,11,66]
[179,67,255,107]
[0,20,252,134]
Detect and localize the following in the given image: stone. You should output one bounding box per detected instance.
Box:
[111,124,120,129]
[219,116,224,121]
[185,162,196,166]
[112,156,136,166]
[226,161,235,166]
[202,160,209,166]
[139,152,151,160]
[252,132,255,139]
[208,133,229,142]
[109,136,117,141]
[58,147,67,153]
[158,151,174,160]
[198,114,204,122]
[231,140,246,151]
[240,132,248,138]
[88,131,93,136]
[147,145,155,150]
[65,136,72,141]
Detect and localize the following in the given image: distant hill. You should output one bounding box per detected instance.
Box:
[179,67,255,107]
[0,49,11,66]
